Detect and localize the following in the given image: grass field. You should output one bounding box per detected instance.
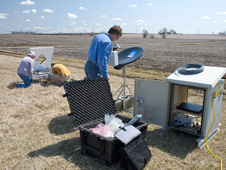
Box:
[0,52,225,170]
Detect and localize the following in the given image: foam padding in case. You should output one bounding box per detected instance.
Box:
[64,78,116,126]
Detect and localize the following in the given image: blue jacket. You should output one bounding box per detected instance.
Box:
[87,33,112,77]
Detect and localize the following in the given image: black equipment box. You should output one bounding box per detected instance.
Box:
[63,78,148,165]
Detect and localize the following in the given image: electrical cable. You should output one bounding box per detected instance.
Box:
[176,63,204,75]
[206,83,223,170]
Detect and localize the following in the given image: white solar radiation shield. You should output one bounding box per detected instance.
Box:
[30,47,54,72]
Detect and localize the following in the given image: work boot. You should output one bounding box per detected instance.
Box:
[8,82,17,89]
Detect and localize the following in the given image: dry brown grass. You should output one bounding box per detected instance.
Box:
[0,54,226,170]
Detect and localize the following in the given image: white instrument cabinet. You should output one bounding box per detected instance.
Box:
[134,66,226,148]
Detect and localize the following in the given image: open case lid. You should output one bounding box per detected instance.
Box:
[63,78,116,126]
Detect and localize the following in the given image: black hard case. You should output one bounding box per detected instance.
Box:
[63,78,148,165]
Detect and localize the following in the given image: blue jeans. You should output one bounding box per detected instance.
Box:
[85,61,101,79]
[16,73,31,88]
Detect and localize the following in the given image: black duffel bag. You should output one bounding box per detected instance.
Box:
[119,135,152,170]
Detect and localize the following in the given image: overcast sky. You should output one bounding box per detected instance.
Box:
[0,0,226,34]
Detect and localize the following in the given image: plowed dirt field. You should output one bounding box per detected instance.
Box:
[0,33,226,72]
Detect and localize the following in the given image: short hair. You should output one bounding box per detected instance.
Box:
[108,25,122,36]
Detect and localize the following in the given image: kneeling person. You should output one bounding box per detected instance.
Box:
[50,63,71,86]
[16,50,36,88]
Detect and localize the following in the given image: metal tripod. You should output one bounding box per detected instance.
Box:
[114,66,133,110]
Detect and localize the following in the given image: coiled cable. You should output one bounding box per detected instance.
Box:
[176,63,204,75]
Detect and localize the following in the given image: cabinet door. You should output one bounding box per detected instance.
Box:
[134,79,169,127]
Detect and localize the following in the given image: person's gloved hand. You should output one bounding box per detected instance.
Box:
[30,79,33,83]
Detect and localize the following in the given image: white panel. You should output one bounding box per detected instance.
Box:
[108,51,118,66]
[202,79,224,137]
[30,47,54,71]
[165,66,226,88]
[134,79,169,127]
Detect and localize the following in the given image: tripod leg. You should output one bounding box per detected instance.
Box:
[115,87,124,102]
[126,85,134,96]
[114,85,123,97]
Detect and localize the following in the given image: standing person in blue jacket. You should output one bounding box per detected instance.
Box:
[85,25,122,80]
[16,50,36,88]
